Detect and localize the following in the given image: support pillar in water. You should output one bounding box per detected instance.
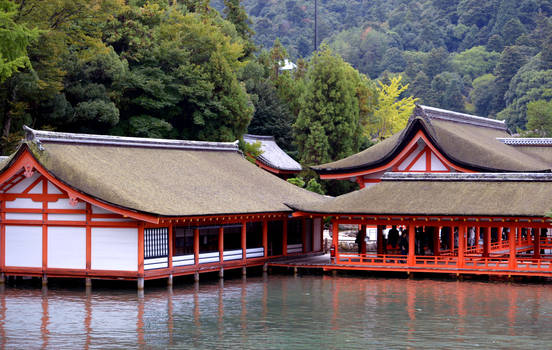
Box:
[137,277,144,290]
[85,277,92,288]
[194,272,200,282]
[42,274,48,287]
[242,266,247,276]
[168,274,173,286]
[0,273,4,284]
[219,268,224,279]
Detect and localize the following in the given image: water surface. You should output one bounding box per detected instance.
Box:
[0,275,550,349]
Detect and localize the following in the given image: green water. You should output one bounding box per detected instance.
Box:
[0,275,551,349]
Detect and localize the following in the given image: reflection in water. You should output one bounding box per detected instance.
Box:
[0,276,552,349]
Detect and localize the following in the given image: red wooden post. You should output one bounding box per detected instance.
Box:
[138,223,144,274]
[283,217,288,256]
[407,225,415,266]
[509,227,517,269]
[194,228,199,266]
[262,220,268,258]
[86,203,92,271]
[168,224,174,269]
[332,220,339,262]
[458,224,465,268]
[377,225,384,255]
[533,227,541,259]
[498,226,503,246]
[483,227,490,258]
[218,227,224,263]
[241,222,247,262]
[434,226,440,257]
[361,225,367,255]
[450,226,454,254]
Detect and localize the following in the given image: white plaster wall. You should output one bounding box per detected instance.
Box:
[91,227,138,271]
[47,226,86,269]
[313,218,322,251]
[5,225,42,267]
[5,198,42,209]
[5,213,42,221]
[47,181,63,194]
[47,214,86,222]
[410,152,427,171]
[49,198,86,210]
[397,143,425,171]
[430,152,448,171]
[6,173,40,193]
[91,205,112,214]
[28,180,43,194]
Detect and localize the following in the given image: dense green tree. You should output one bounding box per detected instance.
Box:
[293,46,363,165]
[493,45,530,112]
[524,99,552,137]
[430,72,465,111]
[0,0,38,82]
[451,46,500,80]
[223,0,255,57]
[470,74,498,116]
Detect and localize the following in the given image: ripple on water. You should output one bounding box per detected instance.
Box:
[0,276,551,349]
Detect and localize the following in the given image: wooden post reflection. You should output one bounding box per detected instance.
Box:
[218,280,224,339]
[508,286,518,336]
[168,287,174,346]
[136,292,144,346]
[0,286,5,349]
[84,288,92,350]
[240,276,247,333]
[41,287,49,349]
[456,281,465,335]
[331,279,340,331]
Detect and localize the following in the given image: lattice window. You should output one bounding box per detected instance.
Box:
[144,227,168,259]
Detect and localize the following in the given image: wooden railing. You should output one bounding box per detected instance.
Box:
[334,252,552,273]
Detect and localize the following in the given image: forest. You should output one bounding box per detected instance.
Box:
[3,0,552,194]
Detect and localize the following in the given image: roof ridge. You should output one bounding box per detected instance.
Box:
[381,172,552,181]
[497,137,552,145]
[23,126,239,152]
[419,105,507,131]
[243,134,276,141]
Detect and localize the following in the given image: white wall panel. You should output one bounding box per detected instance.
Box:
[313,218,322,251]
[6,173,40,193]
[49,198,86,210]
[28,180,43,194]
[47,214,86,222]
[5,198,42,209]
[47,227,86,269]
[430,152,448,171]
[6,213,42,221]
[91,227,138,271]
[397,143,425,171]
[410,152,427,171]
[5,225,42,267]
[47,181,63,194]
[91,205,112,214]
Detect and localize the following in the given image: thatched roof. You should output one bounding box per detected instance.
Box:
[288,173,552,218]
[243,134,302,172]
[313,105,552,174]
[6,127,324,217]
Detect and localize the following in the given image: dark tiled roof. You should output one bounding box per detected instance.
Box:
[243,134,302,172]
[288,173,552,217]
[313,105,552,174]
[9,127,324,217]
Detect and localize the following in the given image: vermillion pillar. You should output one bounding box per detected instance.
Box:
[533,227,541,259]
[509,227,517,269]
[283,217,288,256]
[377,225,385,255]
[194,228,199,266]
[361,225,367,255]
[434,227,440,257]
[241,222,247,263]
[483,227,491,258]
[332,220,339,262]
[408,225,415,266]
[219,227,224,263]
[498,226,503,246]
[262,221,268,258]
[458,224,465,268]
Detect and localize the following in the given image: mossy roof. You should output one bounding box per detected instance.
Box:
[313,105,552,174]
[288,173,552,218]
[7,128,325,217]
